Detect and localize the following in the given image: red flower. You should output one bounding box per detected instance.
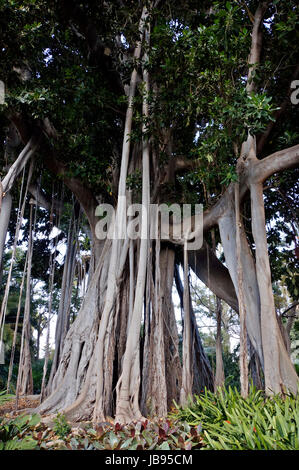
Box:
[253,427,257,433]
[225,420,231,424]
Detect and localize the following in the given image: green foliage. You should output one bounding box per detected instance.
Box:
[170,386,299,450]
[0,413,40,450]
[0,414,202,450]
[52,413,71,438]
[65,420,201,451]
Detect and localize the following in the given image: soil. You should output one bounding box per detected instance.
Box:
[0,395,40,417]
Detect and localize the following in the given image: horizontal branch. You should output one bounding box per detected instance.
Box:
[252,143,299,183]
[188,242,239,313]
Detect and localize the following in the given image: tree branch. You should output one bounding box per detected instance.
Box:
[252,143,299,182]
[247,1,270,93]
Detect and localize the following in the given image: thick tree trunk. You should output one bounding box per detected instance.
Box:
[218,202,263,367]
[142,246,178,417]
[160,248,182,409]
[174,263,214,393]
[114,24,150,422]
[37,241,109,418]
[180,243,193,406]
[235,181,249,397]
[250,182,298,395]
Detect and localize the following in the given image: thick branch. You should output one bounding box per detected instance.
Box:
[252,143,299,183]
[188,241,239,313]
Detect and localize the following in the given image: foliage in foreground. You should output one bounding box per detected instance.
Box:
[0,412,202,450]
[170,386,299,450]
[1,387,298,450]
[0,413,40,450]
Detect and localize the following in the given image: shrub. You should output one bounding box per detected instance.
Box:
[0,413,40,450]
[170,386,299,450]
[52,413,71,438]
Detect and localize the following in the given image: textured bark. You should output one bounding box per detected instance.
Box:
[115,11,150,422]
[248,337,264,390]
[211,229,225,390]
[37,241,109,419]
[143,246,176,417]
[214,298,225,390]
[174,264,214,393]
[250,182,298,395]
[285,305,298,355]
[92,9,147,424]
[188,243,238,312]
[33,1,298,421]
[0,192,12,284]
[180,243,194,406]
[161,249,182,409]
[218,202,264,367]
[235,181,249,398]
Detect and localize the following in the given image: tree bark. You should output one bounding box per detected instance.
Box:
[0,192,12,284]
[235,181,249,398]
[250,182,298,395]
[214,298,225,390]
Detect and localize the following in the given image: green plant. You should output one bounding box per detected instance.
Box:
[0,414,40,450]
[52,413,71,438]
[170,386,299,450]
[49,420,202,450]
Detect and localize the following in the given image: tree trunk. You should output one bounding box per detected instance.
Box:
[16,204,35,399]
[218,202,264,368]
[114,13,151,422]
[0,193,12,285]
[235,181,249,398]
[250,182,298,395]
[248,337,263,390]
[214,298,225,390]
[174,263,214,393]
[180,242,193,406]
